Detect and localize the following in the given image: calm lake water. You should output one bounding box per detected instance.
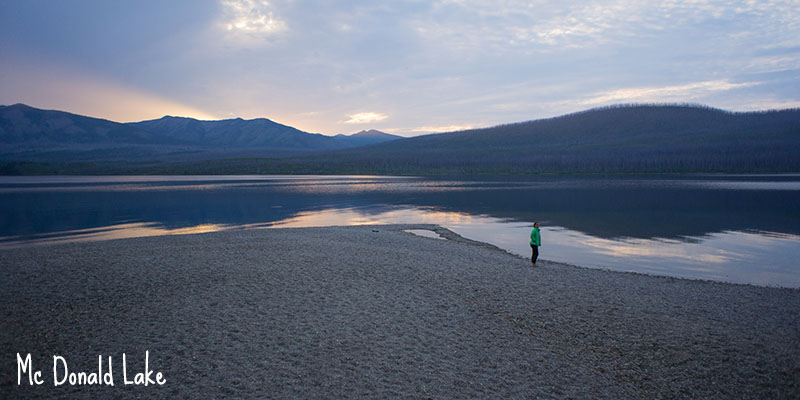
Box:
[1,174,799,288]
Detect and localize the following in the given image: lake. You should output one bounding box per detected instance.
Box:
[1,174,798,288]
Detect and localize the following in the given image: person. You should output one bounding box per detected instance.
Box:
[530,222,541,266]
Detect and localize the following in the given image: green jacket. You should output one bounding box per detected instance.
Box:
[530,227,541,246]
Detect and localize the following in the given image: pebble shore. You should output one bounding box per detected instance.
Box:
[2,225,798,399]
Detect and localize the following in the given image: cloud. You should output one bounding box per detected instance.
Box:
[382,123,481,137]
[410,124,475,133]
[344,112,388,124]
[730,98,800,111]
[578,80,761,106]
[419,0,642,52]
[421,0,800,52]
[220,0,286,36]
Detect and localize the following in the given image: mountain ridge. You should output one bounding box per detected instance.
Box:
[127,115,338,149]
[2,103,799,175]
[332,129,401,146]
[300,104,800,173]
[0,104,401,161]
[0,103,181,146]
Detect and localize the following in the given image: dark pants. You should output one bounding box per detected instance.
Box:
[530,244,539,264]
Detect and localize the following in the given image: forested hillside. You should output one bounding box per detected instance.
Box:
[278,105,800,174]
[2,104,798,175]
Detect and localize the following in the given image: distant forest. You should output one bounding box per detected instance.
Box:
[2,104,799,175]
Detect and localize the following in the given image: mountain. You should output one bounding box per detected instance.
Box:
[128,116,339,149]
[0,104,399,164]
[278,104,800,174]
[0,103,179,148]
[332,129,401,147]
[348,129,400,140]
[2,104,799,175]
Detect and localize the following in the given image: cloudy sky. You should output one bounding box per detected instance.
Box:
[1,1,798,136]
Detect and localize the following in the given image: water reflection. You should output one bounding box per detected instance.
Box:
[261,207,481,228]
[0,222,232,249]
[522,227,800,287]
[1,175,799,287]
[262,208,800,287]
[3,205,797,288]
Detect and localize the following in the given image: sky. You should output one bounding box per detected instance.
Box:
[1,0,799,137]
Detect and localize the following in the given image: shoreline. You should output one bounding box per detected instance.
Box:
[2,224,799,398]
[4,223,795,290]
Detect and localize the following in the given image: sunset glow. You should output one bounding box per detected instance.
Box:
[1,1,798,135]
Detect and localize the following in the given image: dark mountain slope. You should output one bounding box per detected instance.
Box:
[0,103,179,147]
[286,105,800,173]
[348,105,798,151]
[0,105,400,165]
[332,129,402,147]
[3,104,799,174]
[128,116,339,149]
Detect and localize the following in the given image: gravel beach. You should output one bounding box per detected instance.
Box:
[2,225,799,399]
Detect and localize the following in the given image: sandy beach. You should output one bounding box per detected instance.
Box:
[1,224,798,399]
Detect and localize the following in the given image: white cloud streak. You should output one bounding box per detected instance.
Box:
[579,80,761,106]
[344,112,388,124]
[410,124,475,133]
